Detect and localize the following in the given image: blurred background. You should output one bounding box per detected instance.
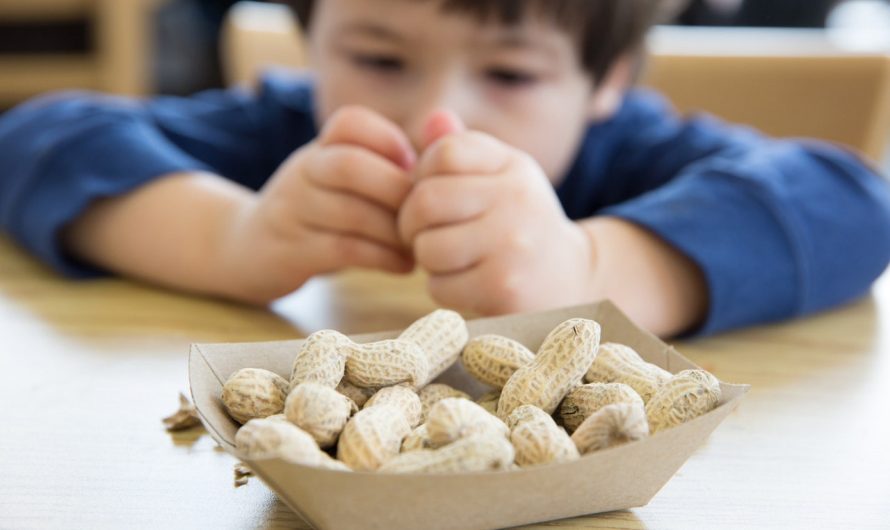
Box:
[1,0,889,167]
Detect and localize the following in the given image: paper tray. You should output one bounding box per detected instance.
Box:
[190,300,748,530]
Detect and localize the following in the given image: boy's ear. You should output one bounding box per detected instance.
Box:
[587,54,635,121]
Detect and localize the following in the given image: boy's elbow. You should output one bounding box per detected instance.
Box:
[802,145,890,311]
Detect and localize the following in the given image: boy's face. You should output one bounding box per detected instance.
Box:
[307,0,613,183]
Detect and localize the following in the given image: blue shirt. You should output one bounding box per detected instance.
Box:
[2,73,889,335]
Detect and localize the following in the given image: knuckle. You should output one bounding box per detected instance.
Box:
[414,232,450,272]
[488,269,525,314]
[428,280,459,310]
[326,105,366,129]
[338,201,365,229]
[331,234,362,263]
[406,182,439,222]
[325,148,364,186]
[429,136,463,173]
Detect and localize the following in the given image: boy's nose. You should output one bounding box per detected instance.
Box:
[404,80,472,152]
[414,109,466,152]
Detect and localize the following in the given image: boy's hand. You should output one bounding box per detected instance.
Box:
[398,113,595,315]
[222,106,417,303]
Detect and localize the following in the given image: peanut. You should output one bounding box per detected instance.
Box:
[336,404,412,471]
[285,382,357,448]
[461,334,535,388]
[571,402,649,454]
[508,406,579,467]
[475,390,501,416]
[222,368,290,424]
[497,318,601,419]
[336,380,376,408]
[235,418,350,471]
[504,404,553,430]
[426,397,509,449]
[418,383,471,422]
[290,329,349,390]
[379,434,515,474]
[646,369,721,433]
[584,342,671,404]
[344,339,430,389]
[364,384,423,428]
[399,309,469,386]
[557,382,644,433]
[401,423,431,452]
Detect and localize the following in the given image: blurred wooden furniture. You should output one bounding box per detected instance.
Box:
[220,0,306,85]
[643,27,890,163]
[220,3,890,163]
[0,0,167,105]
[1,232,889,528]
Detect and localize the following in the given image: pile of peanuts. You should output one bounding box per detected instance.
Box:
[221,310,721,474]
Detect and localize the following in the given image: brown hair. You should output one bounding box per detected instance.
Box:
[281,0,662,84]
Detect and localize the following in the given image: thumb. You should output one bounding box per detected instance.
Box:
[420,109,466,151]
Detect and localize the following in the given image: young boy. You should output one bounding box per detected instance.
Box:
[0,0,888,337]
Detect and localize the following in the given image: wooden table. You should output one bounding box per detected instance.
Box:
[1,235,888,529]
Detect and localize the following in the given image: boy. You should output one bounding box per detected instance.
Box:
[0,0,888,337]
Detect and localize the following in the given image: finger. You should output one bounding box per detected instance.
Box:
[412,220,488,274]
[311,230,414,275]
[398,175,496,245]
[427,260,521,315]
[421,109,466,151]
[307,144,414,211]
[298,185,404,250]
[319,106,416,170]
[417,131,510,178]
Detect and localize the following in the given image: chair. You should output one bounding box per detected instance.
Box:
[643,27,890,163]
[0,0,167,106]
[220,2,890,163]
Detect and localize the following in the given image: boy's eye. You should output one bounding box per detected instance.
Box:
[351,54,405,73]
[486,68,538,87]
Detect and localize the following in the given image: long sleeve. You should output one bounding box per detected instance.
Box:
[557,89,890,335]
[0,73,317,277]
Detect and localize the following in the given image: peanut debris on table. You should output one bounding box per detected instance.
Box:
[162,392,202,431]
[233,462,253,487]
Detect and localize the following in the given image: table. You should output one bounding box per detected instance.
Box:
[1,235,888,529]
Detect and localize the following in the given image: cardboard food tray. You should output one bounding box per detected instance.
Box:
[189,300,748,530]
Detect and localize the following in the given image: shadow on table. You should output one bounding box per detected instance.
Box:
[254,499,648,530]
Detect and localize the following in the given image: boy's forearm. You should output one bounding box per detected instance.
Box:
[62,171,257,301]
[578,217,708,337]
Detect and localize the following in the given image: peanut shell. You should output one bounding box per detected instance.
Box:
[461,334,535,388]
[379,434,515,474]
[418,383,471,422]
[235,418,350,471]
[584,342,671,403]
[426,397,509,449]
[497,318,601,419]
[364,384,423,428]
[646,369,721,433]
[557,382,644,433]
[222,368,289,424]
[572,402,649,454]
[510,412,579,467]
[337,404,412,471]
[285,382,357,448]
[399,309,469,386]
[290,329,349,390]
[344,339,430,389]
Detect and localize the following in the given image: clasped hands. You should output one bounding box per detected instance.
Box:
[231,106,595,314]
